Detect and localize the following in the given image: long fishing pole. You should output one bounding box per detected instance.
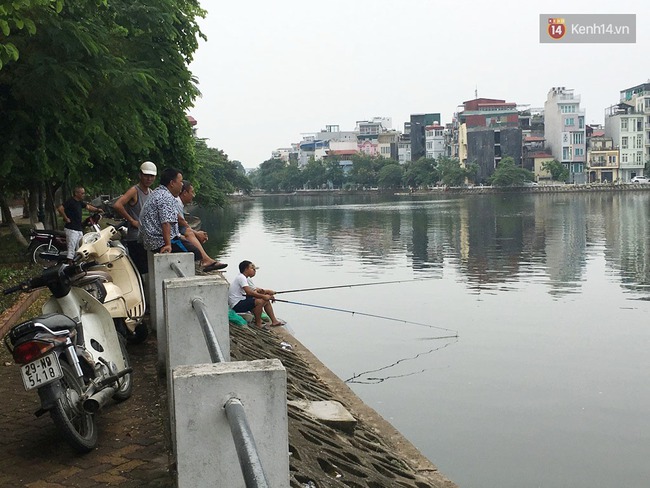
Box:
[275,277,434,295]
[273,298,458,336]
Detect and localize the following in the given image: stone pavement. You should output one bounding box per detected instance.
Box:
[0,332,173,488]
[0,292,456,488]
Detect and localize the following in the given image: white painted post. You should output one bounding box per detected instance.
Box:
[163,275,230,374]
[163,274,229,450]
[173,360,289,488]
[149,252,195,372]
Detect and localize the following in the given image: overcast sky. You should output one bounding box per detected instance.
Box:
[188,0,649,168]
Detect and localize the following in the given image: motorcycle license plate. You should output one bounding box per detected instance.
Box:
[20,352,63,390]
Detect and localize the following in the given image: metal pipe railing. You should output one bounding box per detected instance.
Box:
[170,262,186,278]
[191,298,226,363]
[224,398,270,488]
[171,276,269,487]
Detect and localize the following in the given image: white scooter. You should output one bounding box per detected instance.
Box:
[3,262,132,453]
[72,220,148,344]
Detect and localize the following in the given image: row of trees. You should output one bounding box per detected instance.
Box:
[0,1,250,244]
[248,153,545,192]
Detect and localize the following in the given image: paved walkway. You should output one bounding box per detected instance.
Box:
[0,333,173,488]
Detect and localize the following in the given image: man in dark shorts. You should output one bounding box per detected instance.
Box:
[227,260,284,328]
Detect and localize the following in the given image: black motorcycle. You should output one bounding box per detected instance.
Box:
[27,213,103,268]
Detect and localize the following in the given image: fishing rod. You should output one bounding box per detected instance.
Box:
[273,298,458,335]
[275,277,435,295]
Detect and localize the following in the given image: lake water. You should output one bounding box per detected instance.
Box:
[198,191,650,488]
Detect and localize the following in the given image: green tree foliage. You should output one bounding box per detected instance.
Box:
[378,164,404,189]
[403,158,437,188]
[302,157,327,189]
[325,159,345,189]
[437,156,469,186]
[0,0,205,229]
[348,154,396,188]
[542,159,569,182]
[191,138,252,208]
[489,157,535,187]
[251,158,288,192]
[0,0,64,68]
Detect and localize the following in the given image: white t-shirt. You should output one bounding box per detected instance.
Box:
[228,273,250,308]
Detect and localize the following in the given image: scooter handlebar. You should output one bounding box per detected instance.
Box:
[2,283,28,295]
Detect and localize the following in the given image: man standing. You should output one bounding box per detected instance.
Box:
[57,186,104,263]
[228,260,284,329]
[113,161,157,274]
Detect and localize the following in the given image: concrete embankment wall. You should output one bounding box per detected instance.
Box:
[229,323,458,488]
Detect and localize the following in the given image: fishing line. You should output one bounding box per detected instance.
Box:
[346,339,458,384]
[274,298,458,335]
[275,277,435,295]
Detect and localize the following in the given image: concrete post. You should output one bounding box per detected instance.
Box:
[149,252,194,372]
[163,274,229,450]
[163,275,230,374]
[173,360,289,488]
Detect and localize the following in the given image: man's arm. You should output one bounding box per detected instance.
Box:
[85,202,104,214]
[113,187,138,227]
[243,285,272,301]
[160,222,172,253]
[57,204,70,224]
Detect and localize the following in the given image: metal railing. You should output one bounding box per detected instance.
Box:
[171,261,270,488]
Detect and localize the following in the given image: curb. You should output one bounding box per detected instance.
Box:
[0,289,43,339]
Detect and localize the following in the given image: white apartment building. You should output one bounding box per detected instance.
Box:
[425,124,445,160]
[544,87,586,183]
[604,82,650,181]
[398,137,411,164]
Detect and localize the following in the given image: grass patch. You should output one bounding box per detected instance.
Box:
[0,223,40,315]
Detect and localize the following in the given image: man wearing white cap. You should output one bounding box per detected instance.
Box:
[113,161,157,274]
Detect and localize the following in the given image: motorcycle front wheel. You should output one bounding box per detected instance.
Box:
[31,243,60,268]
[49,362,98,453]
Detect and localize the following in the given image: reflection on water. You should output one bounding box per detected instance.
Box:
[197,192,650,488]
[207,192,650,297]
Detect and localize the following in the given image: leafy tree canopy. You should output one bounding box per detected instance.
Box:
[542,159,569,182]
[490,157,535,187]
[437,156,469,186]
[378,163,404,189]
[0,0,206,211]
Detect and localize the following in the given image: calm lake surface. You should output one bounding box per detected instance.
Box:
[198,191,650,488]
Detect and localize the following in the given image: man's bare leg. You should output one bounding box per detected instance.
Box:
[253,298,266,327]
[182,232,224,268]
[263,302,279,324]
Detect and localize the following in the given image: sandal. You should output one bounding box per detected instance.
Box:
[203,262,228,272]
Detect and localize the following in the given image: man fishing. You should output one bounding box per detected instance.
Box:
[228,260,284,329]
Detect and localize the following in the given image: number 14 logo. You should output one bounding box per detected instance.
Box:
[548,18,566,40]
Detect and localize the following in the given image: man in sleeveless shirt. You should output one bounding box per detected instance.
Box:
[113,161,157,274]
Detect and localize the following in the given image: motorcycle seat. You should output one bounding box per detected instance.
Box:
[32,229,66,238]
[8,313,77,344]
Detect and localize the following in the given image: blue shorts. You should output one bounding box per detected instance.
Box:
[232,296,256,313]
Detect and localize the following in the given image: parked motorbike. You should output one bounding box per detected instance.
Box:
[3,262,133,453]
[72,222,148,344]
[27,213,104,268]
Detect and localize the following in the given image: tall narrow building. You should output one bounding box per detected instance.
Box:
[455,98,522,183]
[604,82,650,182]
[543,87,586,183]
